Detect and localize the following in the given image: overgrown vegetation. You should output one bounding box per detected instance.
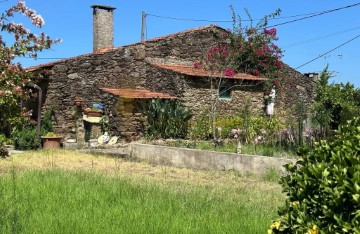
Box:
[13,125,40,150]
[0,150,284,234]
[162,139,296,158]
[188,109,317,156]
[269,117,360,233]
[145,98,192,139]
[312,66,360,137]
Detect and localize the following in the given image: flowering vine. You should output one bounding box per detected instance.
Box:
[194,8,284,87]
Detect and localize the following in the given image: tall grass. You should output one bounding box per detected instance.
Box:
[0,168,282,233]
[164,139,296,157]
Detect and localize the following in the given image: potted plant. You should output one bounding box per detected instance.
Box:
[41,132,63,149]
[84,107,103,117]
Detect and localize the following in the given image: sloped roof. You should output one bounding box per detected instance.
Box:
[100,88,177,99]
[26,24,224,72]
[153,63,268,81]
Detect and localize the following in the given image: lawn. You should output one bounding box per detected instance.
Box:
[0,149,284,233]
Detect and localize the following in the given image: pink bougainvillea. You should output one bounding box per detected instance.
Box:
[198,8,286,96]
[263,28,277,37]
[193,61,201,69]
[223,68,235,77]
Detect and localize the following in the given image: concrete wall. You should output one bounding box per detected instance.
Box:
[128,143,296,175]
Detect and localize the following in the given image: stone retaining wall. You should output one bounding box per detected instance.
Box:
[128,143,296,175]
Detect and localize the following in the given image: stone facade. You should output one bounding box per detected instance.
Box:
[29,25,316,141]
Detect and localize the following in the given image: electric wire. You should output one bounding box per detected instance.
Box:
[266,2,360,28]
[146,2,360,26]
[296,34,360,69]
[283,25,360,48]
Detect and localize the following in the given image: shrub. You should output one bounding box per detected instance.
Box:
[269,117,360,233]
[215,115,243,139]
[41,109,53,135]
[145,99,192,139]
[0,146,9,158]
[13,126,40,150]
[189,111,212,140]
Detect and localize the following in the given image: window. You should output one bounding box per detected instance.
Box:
[219,86,231,99]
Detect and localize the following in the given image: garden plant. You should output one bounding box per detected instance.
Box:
[269,117,360,233]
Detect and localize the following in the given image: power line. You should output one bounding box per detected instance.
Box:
[146,10,325,23]
[146,13,232,23]
[266,2,360,28]
[296,34,360,69]
[146,2,360,26]
[283,25,360,48]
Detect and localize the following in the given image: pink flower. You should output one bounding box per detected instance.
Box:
[251,70,260,76]
[264,28,277,37]
[223,68,235,77]
[256,49,265,57]
[275,60,283,68]
[193,61,201,69]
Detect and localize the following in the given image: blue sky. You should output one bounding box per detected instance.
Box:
[4,0,360,87]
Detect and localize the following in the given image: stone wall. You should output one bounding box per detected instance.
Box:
[33,25,315,141]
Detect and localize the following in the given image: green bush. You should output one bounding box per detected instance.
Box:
[269,117,360,233]
[215,115,243,138]
[145,99,192,139]
[41,109,53,135]
[189,111,212,140]
[13,126,40,150]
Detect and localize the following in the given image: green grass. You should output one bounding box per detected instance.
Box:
[164,139,297,157]
[0,168,282,234]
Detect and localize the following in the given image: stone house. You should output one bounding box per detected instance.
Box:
[27,5,317,143]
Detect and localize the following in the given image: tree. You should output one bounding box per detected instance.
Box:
[0,1,60,136]
[312,66,360,137]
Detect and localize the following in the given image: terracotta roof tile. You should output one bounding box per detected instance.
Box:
[100,88,177,99]
[153,64,268,81]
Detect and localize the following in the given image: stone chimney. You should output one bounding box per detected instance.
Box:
[91,5,116,52]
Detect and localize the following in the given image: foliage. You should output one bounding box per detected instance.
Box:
[99,115,110,133]
[193,8,284,139]
[189,110,212,140]
[44,132,58,137]
[41,109,53,135]
[269,117,360,233]
[312,66,360,137]
[195,7,283,82]
[215,115,243,139]
[0,145,9,158]
[0,134,13,146]
[145,98,192,139]
[0,134,11,158]
[13,125,40,150]
[0,1,60,134]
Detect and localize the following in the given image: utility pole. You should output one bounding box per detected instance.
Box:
[141,11,146,43]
